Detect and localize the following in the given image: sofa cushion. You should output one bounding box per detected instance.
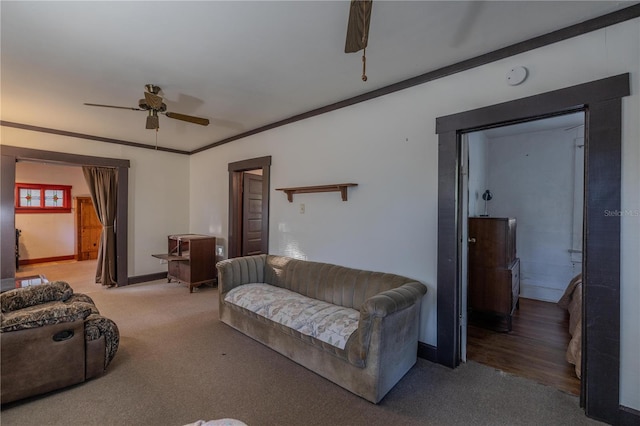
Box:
[225,283,359,350]
[1,281,74,313]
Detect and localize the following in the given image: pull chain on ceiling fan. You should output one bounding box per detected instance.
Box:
[84,84,210,130]
[345,0,372,82]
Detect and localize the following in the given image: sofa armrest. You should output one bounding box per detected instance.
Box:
[216,255,267,296]
[361,282,427,318]
[85,314,120,370]
[348,282,427,365]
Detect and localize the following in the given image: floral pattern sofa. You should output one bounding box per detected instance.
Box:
[217,255,427,403]
[1,281,119,404]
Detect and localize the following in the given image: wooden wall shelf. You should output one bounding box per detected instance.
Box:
[276,183,358,202]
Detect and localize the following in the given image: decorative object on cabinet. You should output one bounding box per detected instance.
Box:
[480,189,493,217]
[468,217,520,331]
[152,234,216,293]
[275,183,358,202]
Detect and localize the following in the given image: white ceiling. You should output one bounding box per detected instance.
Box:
[1,1,635,153]
[481,112,585,139]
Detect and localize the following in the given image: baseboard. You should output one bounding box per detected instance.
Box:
[127,272,167,285]
[417,342,437,362]
[619,405,640,425]
[19,255,75,266]
[519,283,563,303]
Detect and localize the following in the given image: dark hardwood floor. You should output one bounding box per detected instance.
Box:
[467,297,581,396]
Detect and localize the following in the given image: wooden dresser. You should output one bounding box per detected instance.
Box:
[468,217,520,331]
[153,234,216,293]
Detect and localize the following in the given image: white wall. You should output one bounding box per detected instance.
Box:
[0,129,191,276]
[486,126,583,302]
[15,162,91,261]
[467,132,489,218]
[189,19,640,409]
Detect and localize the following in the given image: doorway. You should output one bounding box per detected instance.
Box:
[227,156,271,258]
[1,145,129,286]
[460,113,585,395]
[13,161,100,270]
[435,73,629,423]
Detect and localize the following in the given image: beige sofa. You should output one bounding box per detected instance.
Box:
[216,254,427,403]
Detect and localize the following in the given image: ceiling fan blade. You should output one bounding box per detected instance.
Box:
[84,103,142,111]
[344,0,372,53]
[450,1,484,48]
[144,91,164,110]
[146,114,159,130]
[165,112,209,126]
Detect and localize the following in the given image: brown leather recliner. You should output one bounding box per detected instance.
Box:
[1,281,119,404]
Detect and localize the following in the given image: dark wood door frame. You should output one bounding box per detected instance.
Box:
[0,145,130,287]
[228,156,271,258]
[435,73,629,424]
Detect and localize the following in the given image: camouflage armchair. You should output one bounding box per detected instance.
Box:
[1,281,119,404]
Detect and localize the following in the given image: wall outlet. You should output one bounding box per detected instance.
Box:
[216,245,224,256]
[299,203,305,214]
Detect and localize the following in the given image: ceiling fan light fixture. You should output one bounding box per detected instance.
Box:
[145,84,160,95]
[144,90,165,110]
[138,98,150,110]
[138,98,166,112]
[146,113,159,130]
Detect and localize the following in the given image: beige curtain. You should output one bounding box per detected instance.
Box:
[83,167,118,287]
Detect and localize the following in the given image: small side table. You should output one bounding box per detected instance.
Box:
[1,275,48,293]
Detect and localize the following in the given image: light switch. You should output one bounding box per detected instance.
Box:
[299,203,305,214]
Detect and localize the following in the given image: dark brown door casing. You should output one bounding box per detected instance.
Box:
[436,73,629,424]
[0,146,129,286]
[228,156,271,258]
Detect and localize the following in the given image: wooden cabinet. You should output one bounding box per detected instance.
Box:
[153,234,216,293]
[468,217,520,331]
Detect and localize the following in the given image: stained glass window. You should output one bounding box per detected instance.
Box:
[19,188,40,207]
[44,189,64,207]
[15,183,71,213]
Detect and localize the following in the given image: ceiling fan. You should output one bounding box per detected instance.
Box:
[84,84,209,130]
[345,0,372,82]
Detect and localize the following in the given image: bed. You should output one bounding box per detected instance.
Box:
[557,273,582,378]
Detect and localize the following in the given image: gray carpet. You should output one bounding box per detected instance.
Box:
[2,263,602,426]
